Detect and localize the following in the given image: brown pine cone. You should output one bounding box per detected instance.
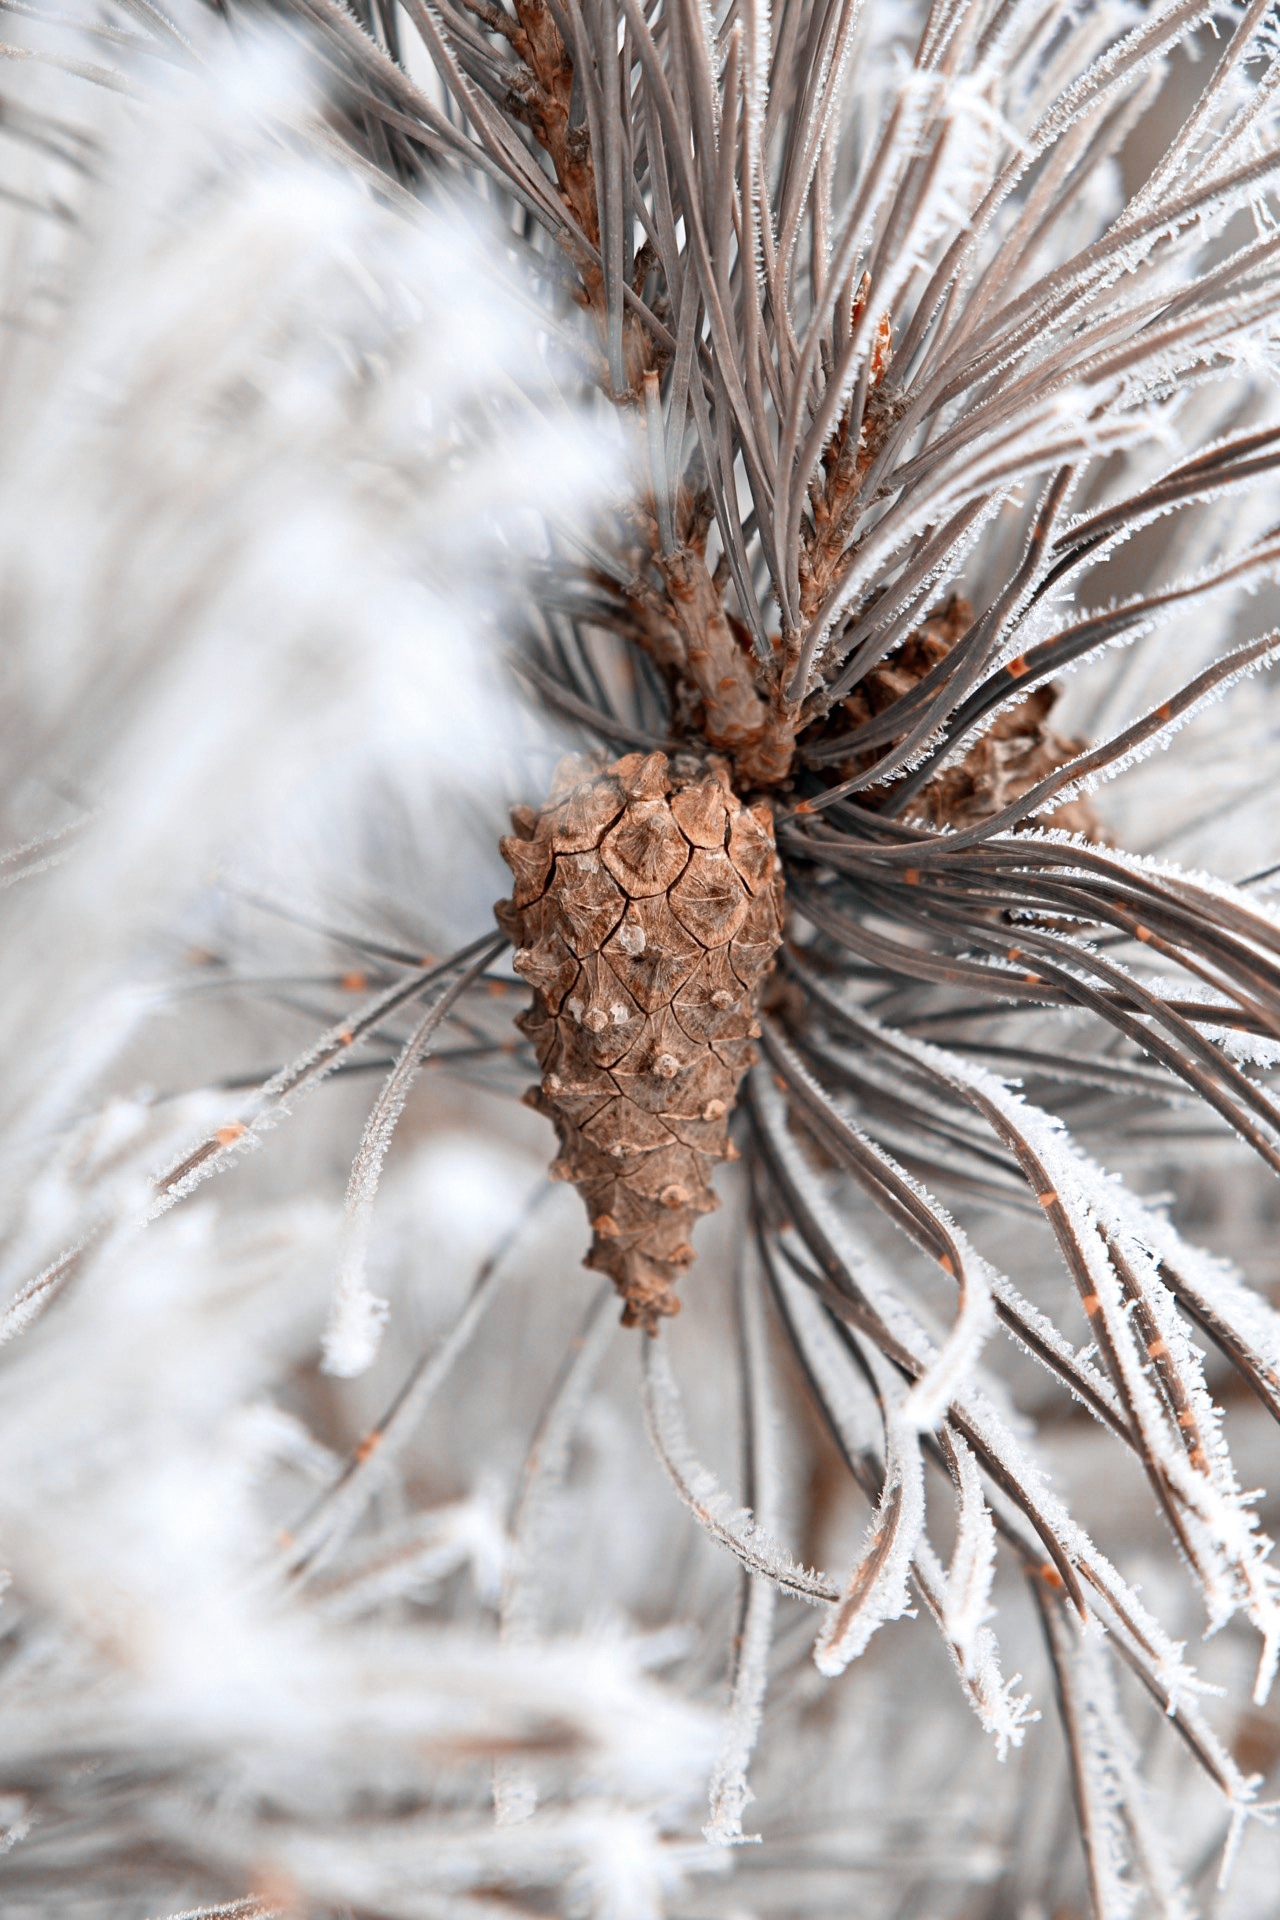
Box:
[497,750,785,1332]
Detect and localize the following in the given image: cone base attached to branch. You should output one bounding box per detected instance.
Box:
[498,750,785,1331]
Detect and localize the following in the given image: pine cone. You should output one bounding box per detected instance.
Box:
[497,750,785,1332]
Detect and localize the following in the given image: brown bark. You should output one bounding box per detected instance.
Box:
[658,548,798,788]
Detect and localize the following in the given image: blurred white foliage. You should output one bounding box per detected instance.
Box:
[0,9,607,1158]
[0,19,728,1920]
